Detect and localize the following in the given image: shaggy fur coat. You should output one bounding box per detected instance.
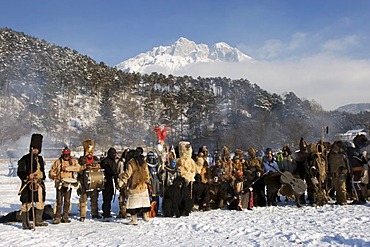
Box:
[162,176,193,217]
[177,141,197,183]
[120,158,151,210]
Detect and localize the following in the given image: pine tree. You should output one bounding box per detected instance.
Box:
[96,87,115,150]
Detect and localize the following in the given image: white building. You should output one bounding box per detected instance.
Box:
[337,128,368,142]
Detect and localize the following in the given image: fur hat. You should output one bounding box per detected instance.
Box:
[30,134,43,154]
[353,134,369,149]
[299,137,308,152]
[201,146,209,156]
[179,141,192,158]
[234,149,243,157]
[221,146,230,159]
[282,144,292,155]
[330,141,346,154]
[82,139,94,156]
[247,147,256,156]
[135,147,144,156]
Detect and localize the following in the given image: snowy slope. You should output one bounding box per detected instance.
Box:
[335,103,370,114]
[0,161,369,246]
[115,37,253,74]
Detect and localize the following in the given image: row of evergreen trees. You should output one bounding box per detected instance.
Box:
[0,28,369,154]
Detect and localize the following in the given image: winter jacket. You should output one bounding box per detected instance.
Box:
[100,148,117,181]
[148,164,161,196]
[49,157,80,188]
[120,158,150,194]
[160,163,180,188]
[263,158,280,173]
[17,153,46,203]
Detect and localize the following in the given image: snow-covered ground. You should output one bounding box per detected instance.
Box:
[0,160,369,247]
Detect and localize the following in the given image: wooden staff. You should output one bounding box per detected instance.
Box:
[30,148,36,231]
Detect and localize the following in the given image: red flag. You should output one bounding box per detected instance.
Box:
[153,125,170,143]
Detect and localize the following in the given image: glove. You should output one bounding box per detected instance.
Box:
[29,172,37,179]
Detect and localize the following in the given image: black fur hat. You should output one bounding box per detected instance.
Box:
[30,133,43,154]
[353,134,369,149]
[134,147,145,166]
[135,147,144,156]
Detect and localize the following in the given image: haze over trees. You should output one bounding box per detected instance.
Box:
[1,28,369,156]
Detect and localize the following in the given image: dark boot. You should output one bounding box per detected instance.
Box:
[61,213,71,223]
[35,209,48,226]
[52,217,61,224]
[61,204,71,223]
[53,210,62,225]
[21,211,32,230]
[92,214,102,219]
[117,201,127,218]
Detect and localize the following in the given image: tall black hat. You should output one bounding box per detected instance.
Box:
[353,134,369,149]
[30,133,43,154]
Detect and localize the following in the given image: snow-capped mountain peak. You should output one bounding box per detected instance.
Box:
[115,37,253,74]
[209,41,251,62]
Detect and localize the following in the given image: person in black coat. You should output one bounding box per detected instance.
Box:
[100,147,118,218]
[347,134,369,204]
[146,151,162,216]
[162,176,193,217]
[191,174,210,211]
[17,133,48,229]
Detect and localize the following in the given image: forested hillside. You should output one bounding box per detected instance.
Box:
[1,28,369,156]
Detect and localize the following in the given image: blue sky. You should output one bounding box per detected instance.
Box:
[1,0,370,110]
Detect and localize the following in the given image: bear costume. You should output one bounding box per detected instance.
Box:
[177,141,197,185]
[161,176,193,217]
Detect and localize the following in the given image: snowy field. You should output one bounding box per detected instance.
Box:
[0,159,369,247]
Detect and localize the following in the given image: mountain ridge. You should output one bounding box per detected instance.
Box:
[335,103,370,114]
[115,37,253,74]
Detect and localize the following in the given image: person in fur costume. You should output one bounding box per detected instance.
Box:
[17,133,48,229]
[305,143,328,206]
[218,146,234,182]
[177,141,197,186]
[295,138,309,204]
[119,147,151,225]
[191,174,210,211]
[0,204,54,224]
[327,141,349,205]
[115,148,132,218]
[244,147,266,207]
[347,134,369,204]
[233,155,253,210]
[160,146,180,189]
[77,139,102,221]
[49,147,80,224]
[162,176,193,217]
[195,146,212,184]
